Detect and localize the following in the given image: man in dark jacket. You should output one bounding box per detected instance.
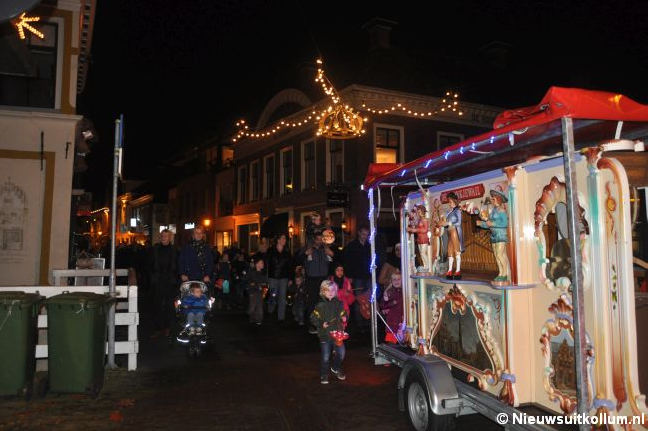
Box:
[266,234,293,322]
[298,232,334,334]
[150,229,177,338]
[343,225,372,331]
[178,227,214,291]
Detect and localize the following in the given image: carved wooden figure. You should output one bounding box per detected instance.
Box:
[476,189,510,283]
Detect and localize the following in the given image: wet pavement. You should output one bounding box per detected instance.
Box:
[0,298,503,430]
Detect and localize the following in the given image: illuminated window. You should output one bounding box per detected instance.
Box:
[280,147,293,195]
[375,126,402,163]
[301,141,316,190]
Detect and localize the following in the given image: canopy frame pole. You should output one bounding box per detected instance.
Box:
[561,117,589,430]
[368,188,379,357]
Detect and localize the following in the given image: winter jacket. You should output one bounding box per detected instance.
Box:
[300,246,330,279]
[178,240,214,281]
[343,239,371,279]
[244,269,268,294]
[330,276,355,325]
[310,297,348,341]
[266,246,292,279]
[379,286,403,334]
[150,243,178,286]
[181,294,209,316]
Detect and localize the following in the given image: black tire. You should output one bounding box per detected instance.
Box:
[403,373,456,431]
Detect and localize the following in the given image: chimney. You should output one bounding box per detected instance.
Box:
[480,41,511,69]
[362,17,398,50]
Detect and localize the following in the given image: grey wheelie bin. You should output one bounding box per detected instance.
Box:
[44,292,114,397]
[0,292,43,398]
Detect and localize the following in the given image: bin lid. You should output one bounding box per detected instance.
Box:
[0,291,43,306]
[44,292,112,308]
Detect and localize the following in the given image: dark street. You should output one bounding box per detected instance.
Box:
[0,295,503,430]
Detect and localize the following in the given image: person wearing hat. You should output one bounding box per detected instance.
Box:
[476,189,510,282]
[445,192,465,279]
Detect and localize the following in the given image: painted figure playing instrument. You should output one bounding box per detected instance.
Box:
[406,205,430,273]
[476,189,510,283]
[445,192,464,280]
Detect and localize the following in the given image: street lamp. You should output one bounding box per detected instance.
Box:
[288,224,294,238]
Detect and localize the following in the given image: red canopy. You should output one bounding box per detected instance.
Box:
[493,86,647,129]
[363,87,647,188]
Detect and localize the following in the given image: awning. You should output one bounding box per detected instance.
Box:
[363,87,648,189]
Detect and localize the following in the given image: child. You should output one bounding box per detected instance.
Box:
[292,266,307,325]
[379,271,404,344]
[310,280,348,384]
[305,212,325,247]
[245,256,268,325]
[215,253,232,310]
[181,283,209,334]
[329,264,355,328]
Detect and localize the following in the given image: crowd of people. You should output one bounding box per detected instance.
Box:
[105,212,404,384]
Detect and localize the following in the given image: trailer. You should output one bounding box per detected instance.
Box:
[363,87,648,430]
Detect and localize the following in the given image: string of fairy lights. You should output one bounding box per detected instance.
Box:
[361,92,463,117]
[232,58,464,142]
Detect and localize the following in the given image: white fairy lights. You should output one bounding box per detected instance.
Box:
[361,92,463,118]
[233,59,462,142]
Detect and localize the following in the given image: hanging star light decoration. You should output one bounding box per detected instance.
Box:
[12,12,44,40]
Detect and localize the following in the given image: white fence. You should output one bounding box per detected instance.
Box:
[0,269,139,370]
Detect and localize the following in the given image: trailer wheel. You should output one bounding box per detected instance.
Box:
[404,373,455,431]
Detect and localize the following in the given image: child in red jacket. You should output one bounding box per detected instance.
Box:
[330,264,355,328]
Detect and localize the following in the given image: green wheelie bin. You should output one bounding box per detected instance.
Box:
[0,291,43,398]
[45,292,114,397]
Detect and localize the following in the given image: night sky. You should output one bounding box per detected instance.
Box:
[77,0,648,203]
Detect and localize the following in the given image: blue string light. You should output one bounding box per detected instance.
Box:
[471,142,476,150]
[490,135,495,144]
[444,151,450,160]
[459,146,464,155]
[400,169,406,177]
[367,188,377,304]
[424,159,432,168]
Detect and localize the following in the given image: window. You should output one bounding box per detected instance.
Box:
[221,146,234,167]
[301,141,316,190]
[250,160,260,201]
[326,140,344,184]
[237,166,248,204]
[215,230,232,252]
[0,21,59,109]
[205,147,218,170]
[237,223,259,255]
[280,147,293,195]
[218,185,233,216]
[375,126,402,163]
[436,132,464,151]
[263,154,275,199]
